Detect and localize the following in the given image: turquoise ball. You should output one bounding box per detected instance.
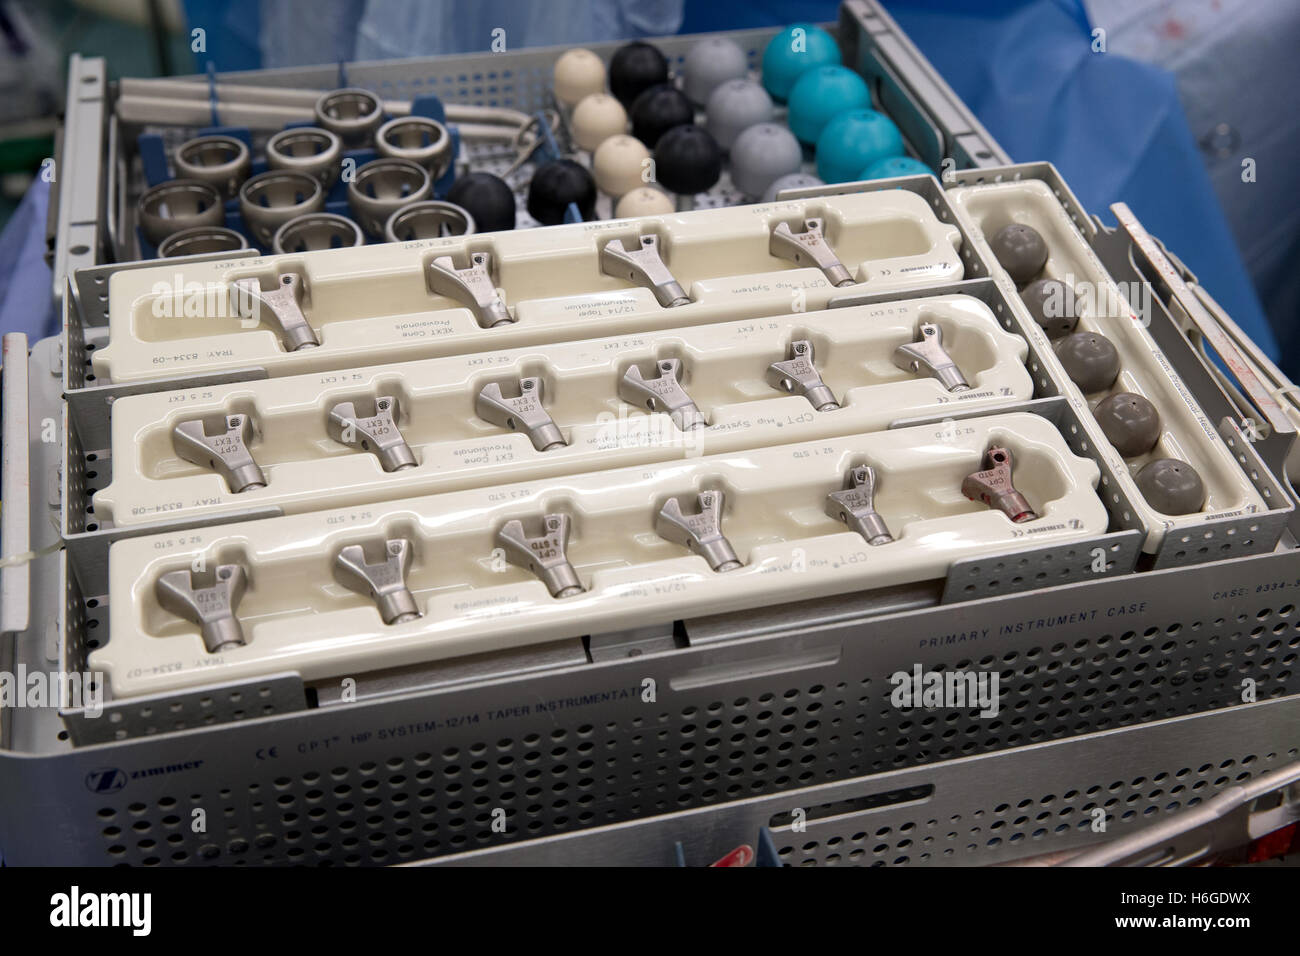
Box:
[787,66,870,146]
[815,109,905,183]
[761,24,841,103]
[859,156,930,180]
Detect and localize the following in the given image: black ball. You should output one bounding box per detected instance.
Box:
[654,125,722,195]
[445,172,516,232]
[609,41,670,107]
[527,159,597,225]
[630,85,695,148]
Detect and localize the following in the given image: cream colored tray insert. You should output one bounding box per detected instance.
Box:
[92,190,963,384]
[946,180,1264,550]
[94,294,1031,527]
[95,412,1106,698]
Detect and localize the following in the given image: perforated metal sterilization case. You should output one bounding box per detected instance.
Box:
[4,1,1297,867]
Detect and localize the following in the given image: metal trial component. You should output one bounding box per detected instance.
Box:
[426,250,514,328]
[892,321,970,392]
[961,445,1037,523]
[314,87,384,145]
[156,565,248,652]
[347,158,433,239]
[237,169,326,247]
[765,339,840,411]
[655,490,742,572]
[172,413,266,493]
[375,116,454,178]
[327,395,417,472]
[230,272,319,350]
[173,134,252,199]
[265,126,343,189]
[334,538,421,625]
[600,235,691,307]
[136,179,225,246]
[272,212,366,255]
[475,378,564,451]
[385,200,476,243]
[496,514,585,598]
[825,465,893,545]
[619,358,707,431]
[769,217,855,287]
[157,225,248,258]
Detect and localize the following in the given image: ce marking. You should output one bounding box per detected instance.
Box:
[255,746,279,760]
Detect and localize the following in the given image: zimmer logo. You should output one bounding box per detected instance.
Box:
[84,768,127,793]
[889,664,1001,717]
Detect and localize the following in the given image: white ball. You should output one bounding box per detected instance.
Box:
[553,49,607,108]
[571,93,627,152]
[616,186,675,218]
[592,134,651,198]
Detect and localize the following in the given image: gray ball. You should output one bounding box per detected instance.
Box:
[729,122,803,200]
[1055,331,1120,394]
[1094,392,1161,458]
[682,38,750,105]
[1136,458,1205,515]
[1021,278,1077,339]
[761,172,824,204]
[990,223,1048,285]
[706,79,774,150]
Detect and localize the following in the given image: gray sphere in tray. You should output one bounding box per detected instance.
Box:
[1020,278,1078,338]
[706,79,774,151]
[729,122,803,200]
[1136,458,1205,515]
[1054,331,1120,394]
[682,37,750,105]
[989,222,1049,285]
[1094,391,1161,458]
[761,172,824,203]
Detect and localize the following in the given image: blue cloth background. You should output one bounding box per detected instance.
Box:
[1,0,1277,365]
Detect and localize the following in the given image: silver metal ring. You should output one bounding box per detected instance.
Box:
[272,213,366,255]
[266,127,343,190]
[347,158,432,239]
[137,179,226,247]
[314,88,384,145]
[384,200,476,243]
[238,170,326,247]
[157,225,249,258]
[375,116,453,179]
[173,135,251,199]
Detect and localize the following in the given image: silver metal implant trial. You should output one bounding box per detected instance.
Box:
[600,234,691,307]
[172,413,266,493]
[655,490,742,572]
[230,272,319,350]
[426,250,514,328]
[825,465,894,545]
[619,358,707,431]
[334,538,421,625]
[769,217,855,287]
[893,321,970,391]
[766,339,840,411]
[327,395,417,471]
[496,513,585,598]
[156,564,248,652]
[476,377,565,451]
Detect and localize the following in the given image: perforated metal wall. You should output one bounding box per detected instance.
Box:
[16,548,1290,866]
